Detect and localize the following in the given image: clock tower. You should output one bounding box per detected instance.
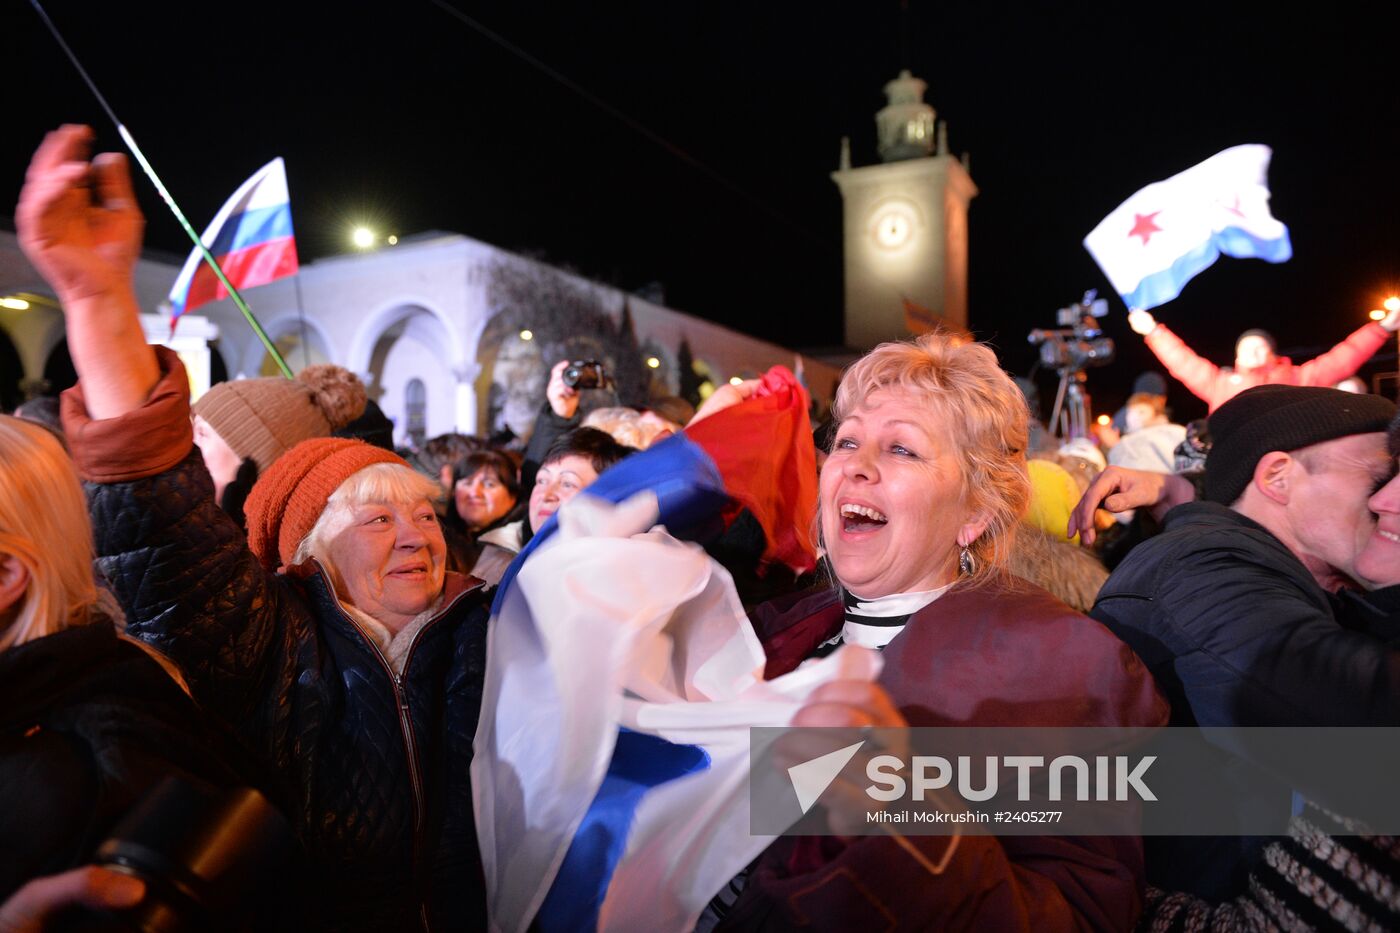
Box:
[832,70,977,350]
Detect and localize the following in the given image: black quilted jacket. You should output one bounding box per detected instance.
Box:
[93,449,492,931]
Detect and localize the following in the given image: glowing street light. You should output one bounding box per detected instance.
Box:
[1095,414,1112,426]
[646,356,661,369]
[519,329,534,341]
[387,235,399,246]
[351,227,375,249]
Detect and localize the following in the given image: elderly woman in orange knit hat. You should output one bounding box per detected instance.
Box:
[18,125,903,931]
[17,125,489,931]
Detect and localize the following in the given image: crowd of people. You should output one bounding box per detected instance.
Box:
[3,123,1398,932]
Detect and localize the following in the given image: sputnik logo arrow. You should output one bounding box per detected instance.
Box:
[787,740,866,814]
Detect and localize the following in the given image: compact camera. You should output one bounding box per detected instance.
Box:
[561,360,608,390]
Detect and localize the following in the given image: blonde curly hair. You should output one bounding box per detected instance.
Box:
[830,331,1030,587]
[0,415,98,649]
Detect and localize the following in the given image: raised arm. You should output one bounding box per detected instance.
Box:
[1130,311,1220,404]
[522,360,583,487]
[1296,317,1395,387]
[15,125,157,417]
[18,126,297,731]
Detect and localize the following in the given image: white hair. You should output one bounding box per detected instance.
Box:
[290,463,442,592]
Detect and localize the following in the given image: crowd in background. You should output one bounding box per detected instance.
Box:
[4,124,1400,933]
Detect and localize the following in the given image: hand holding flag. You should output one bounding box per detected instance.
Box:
[1083,144,1292,311]
[474,490,882,933]
[476,369,865,932]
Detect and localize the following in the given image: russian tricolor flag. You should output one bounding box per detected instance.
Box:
[473,369,879,933]
[1083,144,1292,311]
[167,157,298,331]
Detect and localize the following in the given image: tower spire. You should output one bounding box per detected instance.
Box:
[875,70,936,162]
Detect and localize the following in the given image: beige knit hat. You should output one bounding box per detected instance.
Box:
[192,365,368,473]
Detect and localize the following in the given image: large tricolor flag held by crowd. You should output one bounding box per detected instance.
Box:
[474,369,881,933]
[1083,144,1292,311]
[167,157,298,332]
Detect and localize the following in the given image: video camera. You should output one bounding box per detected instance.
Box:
[58,776,292,933]
[1027,291,1114,373]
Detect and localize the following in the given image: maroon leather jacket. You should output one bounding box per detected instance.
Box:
[724,575,1168,932]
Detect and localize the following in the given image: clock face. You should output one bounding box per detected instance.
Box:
[868,200,919,250]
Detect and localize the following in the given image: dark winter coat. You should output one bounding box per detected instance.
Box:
[0,620,268,901]
[1091,501,1400,902]
[62,349,493,932]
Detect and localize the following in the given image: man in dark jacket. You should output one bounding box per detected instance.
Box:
[1091,384,1400,902]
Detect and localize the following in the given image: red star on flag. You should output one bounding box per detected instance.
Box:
[1128,211,1163,245]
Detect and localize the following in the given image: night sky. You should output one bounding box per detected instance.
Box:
[7,1,1398,422]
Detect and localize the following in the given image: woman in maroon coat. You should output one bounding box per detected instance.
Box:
[722,333,1168,932]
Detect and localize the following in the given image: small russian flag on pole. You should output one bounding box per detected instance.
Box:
[167,157,298,333]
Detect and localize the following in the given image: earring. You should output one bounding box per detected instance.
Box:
[959,546,974,576]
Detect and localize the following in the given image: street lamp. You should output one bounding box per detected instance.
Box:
[351,227,375,249]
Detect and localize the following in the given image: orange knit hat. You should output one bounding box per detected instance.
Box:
[244,437,406,572]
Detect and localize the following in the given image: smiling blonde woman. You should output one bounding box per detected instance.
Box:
[725,333,1169,932]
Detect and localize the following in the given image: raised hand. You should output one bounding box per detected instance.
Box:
[546,360,580,419]
[15,125,143,304]
[15,125,156,419]
[1066,465,1197,545]
[687,378,760,427]
[1127,309,1157,336]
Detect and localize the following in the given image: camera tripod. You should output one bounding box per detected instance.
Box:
[1049,369,1093,441]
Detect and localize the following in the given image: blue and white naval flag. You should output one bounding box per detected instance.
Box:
[1083,144,1292,311]
[472,433,880,933]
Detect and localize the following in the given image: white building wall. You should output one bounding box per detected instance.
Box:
[3,229,842,444]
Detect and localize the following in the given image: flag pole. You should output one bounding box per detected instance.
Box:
[293,271,312,369]
[30,0,294,379]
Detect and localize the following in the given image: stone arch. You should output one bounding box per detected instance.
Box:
[350,302,460,446]
[473,315,546,440]
[240,314,337,378]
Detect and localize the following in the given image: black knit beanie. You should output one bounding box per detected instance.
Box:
[1203,385,1396,505]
